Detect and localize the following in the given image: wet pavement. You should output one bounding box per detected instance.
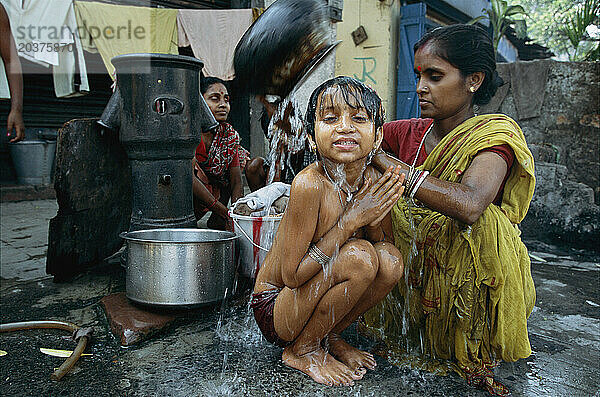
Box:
[1,199,599,396]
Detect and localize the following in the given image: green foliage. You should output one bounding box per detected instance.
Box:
[560,0,599,60]
[509,0,599,61]
[468,0,528,53]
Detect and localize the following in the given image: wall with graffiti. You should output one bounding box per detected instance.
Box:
[334,0,400,120]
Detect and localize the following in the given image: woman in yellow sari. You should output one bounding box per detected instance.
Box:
[369,25,535,396]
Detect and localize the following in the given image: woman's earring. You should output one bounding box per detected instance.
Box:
[306,135,317,153]
[470,86,476,93]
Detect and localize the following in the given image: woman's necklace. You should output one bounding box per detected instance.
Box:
[322,163,362,208]
[406,122,434,208]
[412,122,434,170]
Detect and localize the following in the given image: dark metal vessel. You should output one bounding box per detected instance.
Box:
[233,0,334,98]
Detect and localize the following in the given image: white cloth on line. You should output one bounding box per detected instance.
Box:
[177,9,253,80]
[0,59,10,99]
[2,0,89,98]
[52,2,89,98]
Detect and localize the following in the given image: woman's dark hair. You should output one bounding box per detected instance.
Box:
[201,76,228,95]
[305,76,385,139]
[414,24,503,105]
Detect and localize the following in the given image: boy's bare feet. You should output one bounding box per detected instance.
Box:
[327,333,377,375]
[282,345,357,386]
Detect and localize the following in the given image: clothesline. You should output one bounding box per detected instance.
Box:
[1,0,263,99]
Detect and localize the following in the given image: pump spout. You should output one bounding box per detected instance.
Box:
[198,94,218,132]
[98,87,122,131]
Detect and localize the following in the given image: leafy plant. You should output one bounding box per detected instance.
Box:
[560,0,599,61]
[469,0,528,54]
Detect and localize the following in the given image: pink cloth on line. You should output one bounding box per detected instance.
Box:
[177,9,253,80]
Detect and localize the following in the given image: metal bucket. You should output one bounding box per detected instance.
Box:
[9,140,56,185]
[121,229,237,307]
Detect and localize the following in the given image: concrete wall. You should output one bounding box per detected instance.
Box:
[481,60,600,248]
[334,0,400,120]
[444,0,490,19]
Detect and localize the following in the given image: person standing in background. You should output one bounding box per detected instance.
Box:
[0,3,25,142]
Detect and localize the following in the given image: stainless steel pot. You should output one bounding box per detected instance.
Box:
[121,229,237,307]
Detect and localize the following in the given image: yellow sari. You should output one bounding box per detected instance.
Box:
[364,114,536,380]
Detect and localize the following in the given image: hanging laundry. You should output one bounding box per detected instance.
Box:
[0,57,9,99]
[177,9,253,80]
[74,1,178,80]
[2,0,89,98]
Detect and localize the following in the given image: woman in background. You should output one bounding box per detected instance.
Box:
[193,76,248,230]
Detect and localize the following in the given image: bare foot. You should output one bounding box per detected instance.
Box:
[282,345,356,386]
[327,333,377,376]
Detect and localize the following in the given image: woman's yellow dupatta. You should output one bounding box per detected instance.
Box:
[365,114,536,373]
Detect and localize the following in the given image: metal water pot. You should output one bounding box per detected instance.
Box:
[121,229,237,307]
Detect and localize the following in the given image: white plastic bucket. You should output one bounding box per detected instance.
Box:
[230,212,282,278]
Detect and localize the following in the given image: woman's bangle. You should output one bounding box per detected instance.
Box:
[404,166,418,197]
[405,169,427,198]
[404,166,415,196]
[409,170,429,199]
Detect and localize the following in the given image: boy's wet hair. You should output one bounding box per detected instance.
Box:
[305,76,385,140]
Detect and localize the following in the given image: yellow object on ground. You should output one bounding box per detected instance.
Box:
[40,348,92,358]
[74,1,178,79]
[364,114,536,379]
[0,350,7,356]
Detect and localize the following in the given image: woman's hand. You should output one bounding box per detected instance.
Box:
[7,108,25,142]
[340,166,405,231]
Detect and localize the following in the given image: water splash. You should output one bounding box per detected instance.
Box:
[216,296,263,346]
[200,374,247,396]
[266,96,307,185]
[322,160,366,204]
[402,198,422,354]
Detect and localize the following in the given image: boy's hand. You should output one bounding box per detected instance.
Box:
[341,166,405,230]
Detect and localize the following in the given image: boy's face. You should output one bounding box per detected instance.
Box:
[314,86,382,165]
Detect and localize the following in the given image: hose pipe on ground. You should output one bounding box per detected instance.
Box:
[0,320,93,380]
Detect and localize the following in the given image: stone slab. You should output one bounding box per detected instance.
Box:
[46,118,132,280]
[100,292,177,347]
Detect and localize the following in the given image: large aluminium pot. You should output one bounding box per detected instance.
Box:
[121,229,237,307]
